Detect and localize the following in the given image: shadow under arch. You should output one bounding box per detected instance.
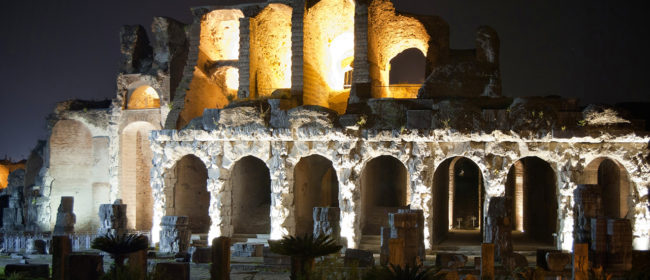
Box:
[505,156,557,245]
[230,155,271,235]
[294,154,339,236]
[431,156,485,246]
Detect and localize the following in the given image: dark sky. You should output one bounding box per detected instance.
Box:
[1,0,649,160]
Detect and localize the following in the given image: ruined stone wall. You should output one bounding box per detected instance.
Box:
[150,125,650,251]
[0,160,25,190]
[247,4,292,98]
[368,0,429,98]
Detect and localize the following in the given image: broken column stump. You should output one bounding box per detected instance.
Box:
[484,197,512,261]
[313,207,341,243]
[66,253,104,280]
[388,238,406,268]
[573,243,589,280]
[573,185,602,244]
[98,199,128,235]
[128,249,148,280]
[211,237,231,280]
[385,209,425,267]
[53,196,76,236]
[480,243,494,280]
[159,216,191,254]
[344,249,375,267]
[52,235,72,280]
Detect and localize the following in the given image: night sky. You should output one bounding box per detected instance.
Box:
[1,0,649,160]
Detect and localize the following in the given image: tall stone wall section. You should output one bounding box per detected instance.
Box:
[149,126,650,250]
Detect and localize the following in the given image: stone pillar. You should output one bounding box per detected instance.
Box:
[2,172,25,231]
[484,197,511,261]
[573,184,602,244]
[154,262,190,280]
[159,216,191,253]
[238,17,251,99]
[573,243,589,280]
[590,217,607,267]
[211,237,231,280]
[606,218,633,271]
[480,243,494,280]
[98,199,127,235]
[52,236,72,280]
[388,209,425,266]
[348,0,371,106]
[313,207,341,243]
[290,0,305,103]
[388,238,405,268]
[128,249,148,280]
[53,196,75,236]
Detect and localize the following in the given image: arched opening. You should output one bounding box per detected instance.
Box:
[119,122,157,231]
[231,156,271,234]
[361,155,408,235]
[583,157,631,219]
[49,120,94,230]
[294,155,339,235]
[302,0,355,110]
[165,155,210,233]
[127,86,160,109]
[432,157,484,245]
[388,48,426,98]
[505,157,557,245]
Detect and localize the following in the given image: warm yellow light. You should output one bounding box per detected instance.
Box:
[224,67,239,91]
[127,86,160,109]
[326,32,354,90]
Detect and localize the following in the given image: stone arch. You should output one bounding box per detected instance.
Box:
[48,119,94,230]
[303,0,355,108]
[119,121,159,230]
[582,157,631,219]
[294,154,339,235]
[230,155,271,234]
[368,0,429,98]
[127,85,160,109]
[360,155,408,235]
[431,156,484,244]
[505,156,557,244]
[163,154,211,233]
[247,3,292,98]
[388,48,426,98]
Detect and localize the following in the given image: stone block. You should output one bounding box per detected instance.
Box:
[52,235,72,280]
[66,253,104,280]
[344,249,374,267]
[192,247,212,263]
[590,217,607,252]
[202,109,221,130]
[128,249,148,280]
[4,263,49,278]
[313,207,341,243]
[159,215,191,254]
[536,249,560,270]
[232,243,264,257]
[481,243,494,280]
[211,237,230,280]
[406,110,433,129]
[154,262,190,280]
[98,199,127,235]
[388,238,405,268]
[573,243,588,280]
[53,196,76,236]
[26,239,47,254]
[503,253,528,271]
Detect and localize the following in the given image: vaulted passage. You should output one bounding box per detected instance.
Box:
[294,155,339,235]
[583,157,631,219]
[432,157,484,245]
[505,157,557,244]
[165,155,210,233]
[361,155,408,235]
[120,122,157,231]
[231,156,271,234]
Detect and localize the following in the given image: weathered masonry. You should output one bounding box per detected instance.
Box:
[7,0,647,253]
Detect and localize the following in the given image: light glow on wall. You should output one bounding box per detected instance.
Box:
[326,32,354,91]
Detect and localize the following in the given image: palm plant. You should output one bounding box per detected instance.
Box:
[363,264,445,280]
[91,233,149,270]
[269,234,342,280]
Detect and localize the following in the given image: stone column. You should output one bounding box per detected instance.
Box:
[52,236,72,280]
[98,199,127,235]
[211,237,231,280]
[238,17,251,99]
[53,196,75,236]
[484,197,512,261]
[159,216,191,254]
[348,0,371,106]
[290,0,305,103]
